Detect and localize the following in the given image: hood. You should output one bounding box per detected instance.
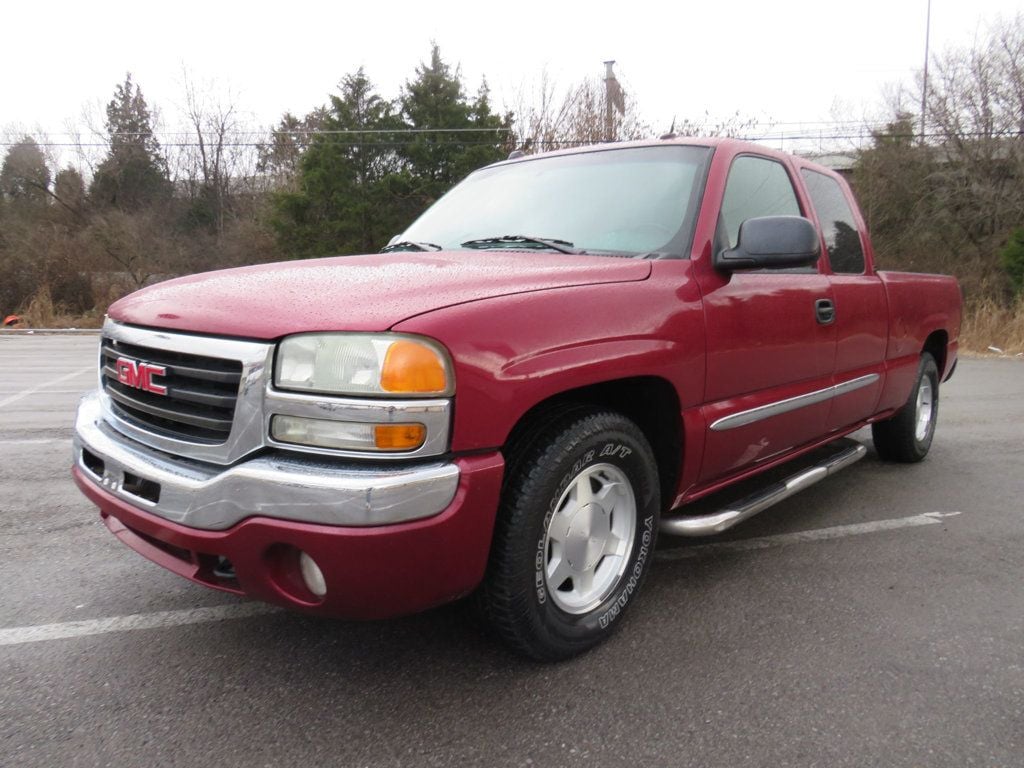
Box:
[108,251,652,339]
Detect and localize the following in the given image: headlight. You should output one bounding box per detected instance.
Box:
[275,333,453,397]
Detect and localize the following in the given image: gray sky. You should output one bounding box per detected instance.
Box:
[2,0,1021,157]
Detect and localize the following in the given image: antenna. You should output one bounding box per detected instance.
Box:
[660,116,678,141]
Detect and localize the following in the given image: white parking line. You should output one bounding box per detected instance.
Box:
[0,511,962,648]
[0,389,92,396]
[0,367,93,409]
[0,603,280,647]
[655,511,962,561]
[0,438,73,446]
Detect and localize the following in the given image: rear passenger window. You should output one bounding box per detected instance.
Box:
[720,156,801,250]
[801,170,865,274]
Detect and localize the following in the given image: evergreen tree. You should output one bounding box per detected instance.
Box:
[54,167,86,211]
[50,167,88,230]
[271,69,405,257]
[270,51,510,258]
[398,45,510,206]
[1002,228,1024,296]
[0,137,51,204]
[90,73,171,211]
[461,80,514,177]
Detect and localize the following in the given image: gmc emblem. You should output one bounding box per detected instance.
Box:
[115,357,168,396]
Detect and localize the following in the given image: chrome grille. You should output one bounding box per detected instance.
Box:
[101,336,243,443]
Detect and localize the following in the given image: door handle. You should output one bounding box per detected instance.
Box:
[815,298,835,325]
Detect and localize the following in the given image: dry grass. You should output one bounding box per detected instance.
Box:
[18,287,104,329]
[960,298,1024,356]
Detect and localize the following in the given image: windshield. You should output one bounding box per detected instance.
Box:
[399,145,712,257]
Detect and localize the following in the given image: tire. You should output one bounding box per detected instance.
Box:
[872,352,940,463]
[478,409,660,661]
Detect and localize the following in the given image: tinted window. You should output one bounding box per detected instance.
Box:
[720,156,801,249]
[801,170,865,274]
[401,145,712,257]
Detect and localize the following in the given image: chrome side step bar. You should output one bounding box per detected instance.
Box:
[660,442,868,537]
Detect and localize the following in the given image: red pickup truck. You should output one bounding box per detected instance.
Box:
[73,138,961,659]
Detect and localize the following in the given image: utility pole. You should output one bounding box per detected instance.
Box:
[604,60,618,143]
[920,0,932,144]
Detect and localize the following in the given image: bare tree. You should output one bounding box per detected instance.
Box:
[510,69,649,154]
[63,100,113,184]
[178,70,258,234]
[256,108,328,190]
[854,14,1024,299]
[922,15,1024,252]
[670,111,762,140]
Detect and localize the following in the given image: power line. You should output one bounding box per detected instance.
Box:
[2,118,942,141]
[5,128,1022,150]
[6,127,515,139]
[11,116,1017,144]
[268,127,514,135]
[0,140,521,149]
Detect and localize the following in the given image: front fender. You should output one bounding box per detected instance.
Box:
[392,268,705,453]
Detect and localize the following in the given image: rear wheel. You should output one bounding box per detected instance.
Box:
[478,410,660,661]
[872,352,940,463]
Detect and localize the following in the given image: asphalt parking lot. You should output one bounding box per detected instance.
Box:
[1,333,1022,767]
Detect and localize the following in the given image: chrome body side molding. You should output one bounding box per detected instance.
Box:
[710,374,880,432]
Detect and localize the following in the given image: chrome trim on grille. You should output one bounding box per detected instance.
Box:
[75,391,460,529]
[106,382,235,432]
[100,320,273,465]
[710,373,880,432]
[99,319,453,465]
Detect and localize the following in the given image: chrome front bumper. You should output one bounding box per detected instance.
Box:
[73,391,460,531]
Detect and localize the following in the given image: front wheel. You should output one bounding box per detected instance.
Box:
[478,410,660,661]
[872,352,940,462]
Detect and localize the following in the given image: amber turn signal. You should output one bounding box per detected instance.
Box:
[380,340,449,394]
[374,423,427,451]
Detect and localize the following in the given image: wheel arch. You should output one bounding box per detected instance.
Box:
[501,376,682,511]
[922,329,948,378]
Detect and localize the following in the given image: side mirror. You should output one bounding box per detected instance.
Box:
[715,216,821,271]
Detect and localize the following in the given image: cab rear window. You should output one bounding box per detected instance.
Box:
[801,170,866,274]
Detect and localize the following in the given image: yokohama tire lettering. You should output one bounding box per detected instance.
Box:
[598,515,654,629]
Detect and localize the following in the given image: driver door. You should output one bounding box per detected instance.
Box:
[696,154,836,483]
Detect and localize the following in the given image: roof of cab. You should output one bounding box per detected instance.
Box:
[491,135,840,179]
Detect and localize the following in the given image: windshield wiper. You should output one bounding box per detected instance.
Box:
[380,240,443,253]
[460,235,584,255]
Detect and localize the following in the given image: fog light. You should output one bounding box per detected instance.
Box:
[299,551,327,597]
